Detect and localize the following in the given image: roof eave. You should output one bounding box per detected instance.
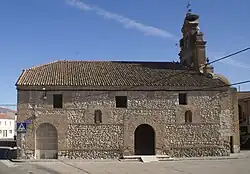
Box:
[15,70,26,87]
[15,85,229,92]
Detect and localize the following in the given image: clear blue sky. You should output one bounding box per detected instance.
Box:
[0,0,249,109]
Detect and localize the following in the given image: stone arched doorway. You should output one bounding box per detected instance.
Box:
[134,124,155,155]
[35,123,58,159]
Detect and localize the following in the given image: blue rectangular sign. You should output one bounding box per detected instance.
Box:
[24,120,32,124]
[16,122,27,133]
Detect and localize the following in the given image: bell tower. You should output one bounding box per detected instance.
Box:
[179,4,213,73]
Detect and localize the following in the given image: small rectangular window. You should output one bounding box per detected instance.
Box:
[179,93,187,105]
[94,110,102,124]
[185,111,192,123]
[3,130,7,137]
[115,96,127,108]
[9,130,12,134]
[53,94,63,108]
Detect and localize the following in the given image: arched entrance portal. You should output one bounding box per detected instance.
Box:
[36,123,58,159]
[134,124,155,155]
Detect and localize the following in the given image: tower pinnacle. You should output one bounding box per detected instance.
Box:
[178,5,214,73]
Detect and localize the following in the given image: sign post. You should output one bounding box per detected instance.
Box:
[16,122,27,159]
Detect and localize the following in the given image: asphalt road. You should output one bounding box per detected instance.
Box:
[0,160,63,174]
[0,160,27,174]
[2,156,250,174]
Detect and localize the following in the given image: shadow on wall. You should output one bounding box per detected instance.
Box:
[241,138,250,150]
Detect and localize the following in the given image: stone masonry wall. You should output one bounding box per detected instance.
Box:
[122,91,231,157]
[17,88,236,159]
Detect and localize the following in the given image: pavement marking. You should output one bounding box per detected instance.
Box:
[0,160,15,167]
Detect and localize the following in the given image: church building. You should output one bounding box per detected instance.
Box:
[16,11,240,159]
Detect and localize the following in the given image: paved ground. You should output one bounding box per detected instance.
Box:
[0,160,26,174]
[2,152,250,174]
[0,158,250,174]
[32,159,250,174]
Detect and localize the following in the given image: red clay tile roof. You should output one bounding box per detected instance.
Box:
[15,60,226,89]
[0,113,7,119]
[0,113,14,119]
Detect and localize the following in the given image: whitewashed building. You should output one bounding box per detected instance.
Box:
[0,107,16,140]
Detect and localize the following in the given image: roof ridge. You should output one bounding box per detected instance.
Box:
[25,60,61,71]
[23,60,182,71]
[24,60,112,71]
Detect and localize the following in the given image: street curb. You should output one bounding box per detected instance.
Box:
[10,159,59,163]
[11,159,121,163]
[9,155,250,163]
[172,156,250,161]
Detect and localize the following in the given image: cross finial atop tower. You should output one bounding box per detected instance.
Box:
[187,0,192,13]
